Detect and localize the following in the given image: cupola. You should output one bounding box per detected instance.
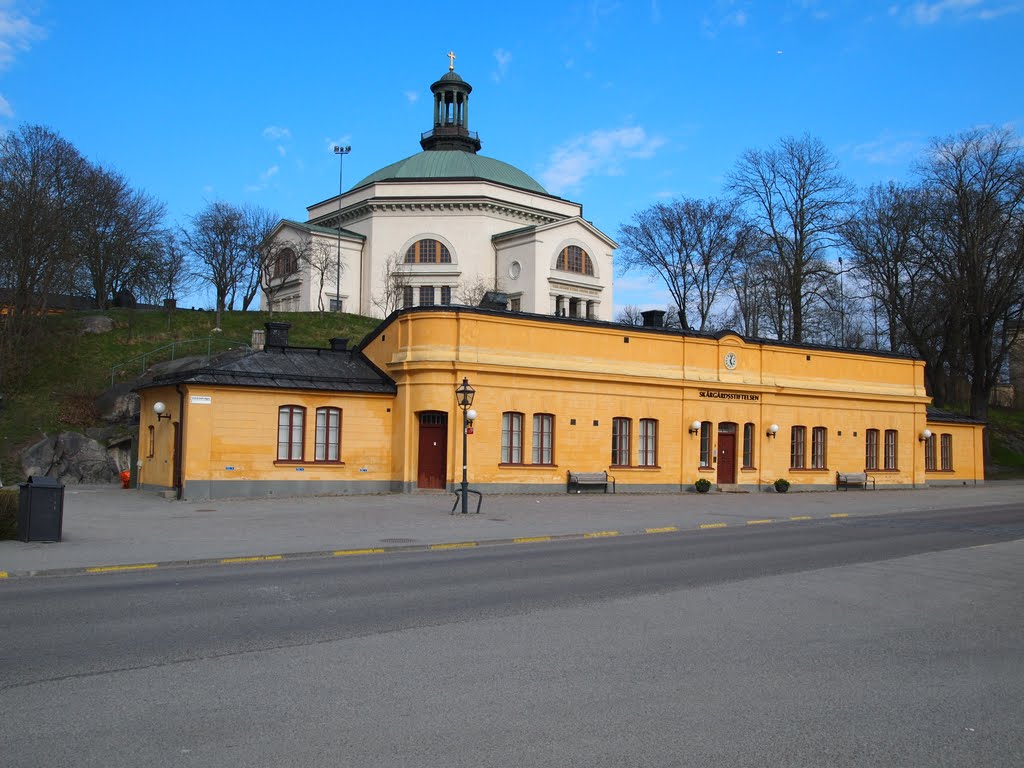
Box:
[420,51,482,153]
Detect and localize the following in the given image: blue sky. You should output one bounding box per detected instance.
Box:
[1,0,1021,312]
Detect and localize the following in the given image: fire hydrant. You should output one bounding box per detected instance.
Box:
[120,469,131,489]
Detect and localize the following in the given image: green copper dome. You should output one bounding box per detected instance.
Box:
[352,150,547,194]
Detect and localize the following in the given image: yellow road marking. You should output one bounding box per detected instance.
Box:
[830,513,850,518]
[584,531,620,538]
[219,555,283,564]
[86,563,158,573]
[747,519,774,525]
[790,515,813,521]
[514,536,552,543]
[430,542,478,550]
[699,523,728,529]
[334,548,386,556]
[645,526,679,533]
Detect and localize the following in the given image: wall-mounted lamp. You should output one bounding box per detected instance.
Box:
[766,424,779,439]
[919,429,932,442]
[153,401,171,421]
[688,420,702,436]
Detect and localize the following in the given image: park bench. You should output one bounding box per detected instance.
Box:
[836,471,876,491]
[567,470,616,494]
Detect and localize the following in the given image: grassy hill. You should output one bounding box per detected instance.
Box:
[1,307,1021,485]
[0,308,380,484]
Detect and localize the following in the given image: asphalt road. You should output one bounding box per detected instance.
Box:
[2,504,1023,767]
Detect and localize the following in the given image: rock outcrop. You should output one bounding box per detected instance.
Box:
[21,432,121,485]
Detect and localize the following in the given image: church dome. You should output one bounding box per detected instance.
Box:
[350,60,548,195]
[352,150,548,194]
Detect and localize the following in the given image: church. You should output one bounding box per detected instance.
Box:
[260,57,616,321]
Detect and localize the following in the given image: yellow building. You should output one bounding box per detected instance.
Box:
[136,309,985,500]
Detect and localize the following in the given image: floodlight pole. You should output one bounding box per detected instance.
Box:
[333,145,351,312]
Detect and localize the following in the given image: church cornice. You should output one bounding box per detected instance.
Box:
[312,195,563,229]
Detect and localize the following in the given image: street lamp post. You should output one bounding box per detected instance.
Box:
[455,377,477,515]
[333,144,351,313]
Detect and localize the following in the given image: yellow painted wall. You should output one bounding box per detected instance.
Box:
[137,308,984,495]
[361,309,984,491]
[138,384,394,490]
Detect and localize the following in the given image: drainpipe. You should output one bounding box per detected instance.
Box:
[175,384,186,500]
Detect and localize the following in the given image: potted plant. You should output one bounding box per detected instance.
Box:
[773,478,791,493]
[695,478,712,493]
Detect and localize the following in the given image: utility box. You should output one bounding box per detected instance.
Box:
[17,476,65,542]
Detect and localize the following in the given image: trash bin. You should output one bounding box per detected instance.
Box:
[17,476,65,542]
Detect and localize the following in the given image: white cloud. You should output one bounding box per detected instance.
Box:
[244,165,280,193]
[262,125,291,140]
[0,93,13,118]
[0,4,46,71]
[492,48,512,83]
[894,0,1020,23]
[540,126,666,194]
[843,133,922,165]
[404,90,419,104]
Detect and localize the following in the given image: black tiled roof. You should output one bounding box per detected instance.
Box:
[142,346,395,395]
[926,406,985,425]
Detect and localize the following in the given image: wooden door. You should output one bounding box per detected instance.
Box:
[717,432,736,485]
[417,412,448,489]
[172,421,182,491]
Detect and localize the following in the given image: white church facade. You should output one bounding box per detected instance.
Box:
[260,60,616,320]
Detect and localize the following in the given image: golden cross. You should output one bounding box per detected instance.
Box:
[447,50,456,71]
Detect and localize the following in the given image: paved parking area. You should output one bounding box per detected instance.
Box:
[1,481,1020,576]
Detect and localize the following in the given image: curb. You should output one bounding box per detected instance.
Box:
[0,513,858,580]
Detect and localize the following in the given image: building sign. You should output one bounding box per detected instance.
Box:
[698,390,760,401]
[190,395,212,405]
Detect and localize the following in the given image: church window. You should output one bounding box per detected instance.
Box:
[274,248,298,277]
[405,239,452,264]
[557,245,594,276]
[402,286,414,308]
[440,286,452,305]
[420,286,435,306]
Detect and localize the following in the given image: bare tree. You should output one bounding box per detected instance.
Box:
[143,232,194,305]
[0,125,87,314]
[258,237,302,315]
[0,125,87,383]
[73,163,166,308]
[372,252,413,315]
[728,134,854,342]
[300,239,339,313]
[615,305,644,325]
[182,201,247,328]
[618,196,746,331]
[238,204,279,311]
[455,274,502,306]
[918,127,1024,420]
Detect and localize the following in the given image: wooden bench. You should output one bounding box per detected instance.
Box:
[836,471,876,491]
[567,470,616,494]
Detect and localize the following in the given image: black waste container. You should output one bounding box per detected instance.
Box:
[17,476,65,542]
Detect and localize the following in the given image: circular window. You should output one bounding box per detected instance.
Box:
[508,261,522,280]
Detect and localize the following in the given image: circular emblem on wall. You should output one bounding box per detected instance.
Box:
[508,261,522,280]
[724,351,737,370]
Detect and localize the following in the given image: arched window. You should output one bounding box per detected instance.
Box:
[405,239,452,264]
[274,248,299,277]
[556,245,594,275]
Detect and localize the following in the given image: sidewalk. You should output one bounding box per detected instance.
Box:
[2,482,1020,577]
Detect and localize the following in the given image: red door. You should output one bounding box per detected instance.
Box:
[417,412,448,489]
[717,432,736,485]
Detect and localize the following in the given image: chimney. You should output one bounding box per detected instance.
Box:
[265,321,291,348]
[329,338,349,352]
[641,309,665,328]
